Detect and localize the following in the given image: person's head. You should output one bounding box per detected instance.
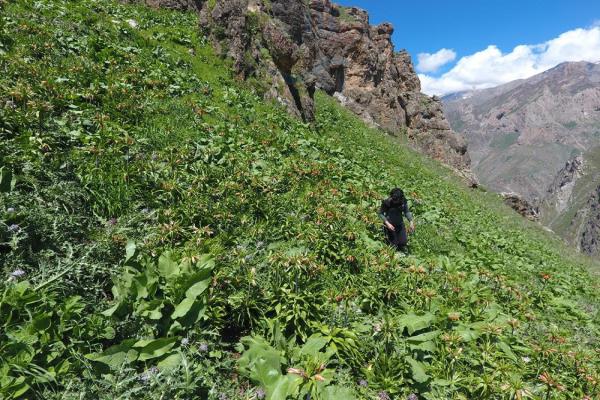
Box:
[390,188,405,205]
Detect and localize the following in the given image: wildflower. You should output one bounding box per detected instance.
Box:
[522,356,531,363]
[447,312,461,322]
[8,224,20,232]
[256,241,265,248]
[219,394,228,400]
[126,19,138,28]
[373,322,382,333]
[10,269,26,280]
[181,338,190,346]
[5,100,16,109]
[256,388,266,399]
[540,273,551,281]
[199,343,208,353]
[6,207,15,213]
[358,379,368,387]
[107,218,117,226]
[407,394,419,400]
[139,366,159,382]
[378,391,391,400]
[244,255,253,262]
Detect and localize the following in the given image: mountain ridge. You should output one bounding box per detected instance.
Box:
[443,61,600,257]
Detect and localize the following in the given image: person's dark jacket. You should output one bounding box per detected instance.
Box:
[378,198,413,228]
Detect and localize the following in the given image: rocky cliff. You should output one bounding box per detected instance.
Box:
[541,151,600,258]
[132,0,471,175]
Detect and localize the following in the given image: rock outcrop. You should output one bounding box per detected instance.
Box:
[545,155,584,213]
[541,152,600,257]
[501,192,539,221]
[134,0,471,175]
[580,185,600,256]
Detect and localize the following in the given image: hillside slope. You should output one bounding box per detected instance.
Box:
[0,1,599,399]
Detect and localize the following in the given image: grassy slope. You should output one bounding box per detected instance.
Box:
[0,1,598,399]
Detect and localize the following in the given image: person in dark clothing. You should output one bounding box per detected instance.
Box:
[378,188,415,252]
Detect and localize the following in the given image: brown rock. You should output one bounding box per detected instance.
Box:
[134,0,472,177]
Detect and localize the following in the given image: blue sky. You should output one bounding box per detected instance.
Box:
[335,0,600,95]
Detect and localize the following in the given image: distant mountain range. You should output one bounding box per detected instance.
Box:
[442,61,600,257]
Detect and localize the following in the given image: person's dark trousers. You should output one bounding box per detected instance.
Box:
[384,224,408,252]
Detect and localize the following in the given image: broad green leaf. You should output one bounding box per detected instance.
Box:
[157,352,183,370]
[497,341,518,363]
[135,337,177,361]
[172,297,196,319]
[137,300,164,320]
[158,252,179,278]
[2,376,29,398]
[398,313,435,335]
[320,385,357,400]
[410,341,437,353]
[267,375,301,400]
[406,356,429,383]
[407,330,440,343]
[0,166,15,193]
[125,241,136,263]
[32,312,52,331]
[185,279,210,299]
[101,302,121,317]
[300,335,328,356]
[85,340,138,368]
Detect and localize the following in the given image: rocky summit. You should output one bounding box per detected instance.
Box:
[132,0,471,176]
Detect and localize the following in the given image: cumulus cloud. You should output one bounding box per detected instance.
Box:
[416,48,457,73]
[420,26,600,96]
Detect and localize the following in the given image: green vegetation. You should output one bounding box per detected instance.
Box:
[490,132,520,150]
[1,0,598,399]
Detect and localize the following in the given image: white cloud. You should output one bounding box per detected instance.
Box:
[416,48,457,73]
[420,26,600,96]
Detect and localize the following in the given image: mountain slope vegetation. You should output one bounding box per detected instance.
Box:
[0,1,598,399]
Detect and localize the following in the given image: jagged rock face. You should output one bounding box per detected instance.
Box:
[580,185,600,256]
[138,0,471,175]
[541,151,600,257]
[308,1,470,173]
[545,156,584,213]
[501,192,539,221]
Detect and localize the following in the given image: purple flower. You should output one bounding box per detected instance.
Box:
[407,394,419,400]
[378,392,391,400]
[199,343,208,353]
[107,218,117,226]
[256,388,266,399]
[10,269,26,279]
[358,379,368,387]
[181,338,190,346]
[139,366,159,383]
[8,224,20,232]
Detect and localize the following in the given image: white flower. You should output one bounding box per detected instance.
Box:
[522,356,531,363]
[126,19,138,28]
